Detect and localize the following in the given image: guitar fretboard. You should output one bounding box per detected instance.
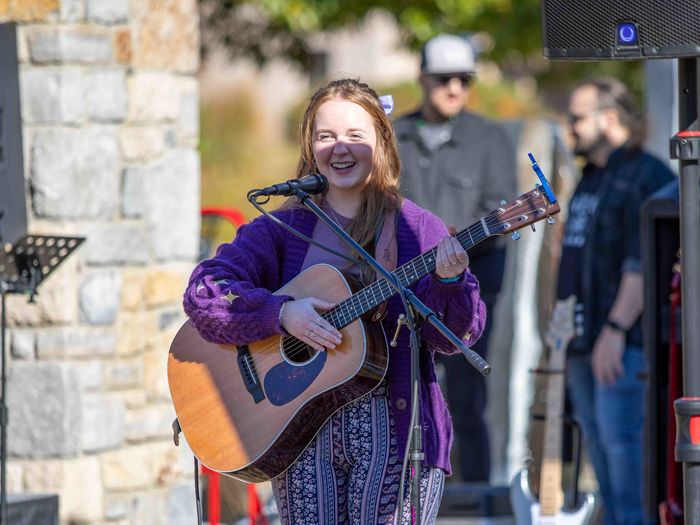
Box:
[320,213,496,330]
[540,359,565,515]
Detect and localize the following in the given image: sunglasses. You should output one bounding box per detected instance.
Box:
[429,74,474,87]
[566,109,600,125]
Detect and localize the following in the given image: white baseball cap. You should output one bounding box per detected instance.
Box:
[421,34,476,75]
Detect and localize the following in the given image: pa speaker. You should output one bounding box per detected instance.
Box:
[0,22,28,246]
[541,0,700,60]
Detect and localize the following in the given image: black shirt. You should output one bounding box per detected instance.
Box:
[557,164,605,352]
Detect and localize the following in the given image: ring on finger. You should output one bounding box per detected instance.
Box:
[304,329,311,337]
[315,316,323,325]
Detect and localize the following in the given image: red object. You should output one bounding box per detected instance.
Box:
[201,206,247,227]
[248,484,269,525]
[200,206,262,525]
[200,206,256,525]
[690,415,700,445]
[201,465,220,525]
[661,270,683,524]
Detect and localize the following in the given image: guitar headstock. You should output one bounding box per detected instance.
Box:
[545,295,577,351]
[488,186,560,237]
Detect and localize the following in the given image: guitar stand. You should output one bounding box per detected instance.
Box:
[530,412,584,510]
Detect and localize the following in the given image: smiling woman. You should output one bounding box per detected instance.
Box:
[288,78,403,251]
[181,78,486,525]
[312,99,377,215]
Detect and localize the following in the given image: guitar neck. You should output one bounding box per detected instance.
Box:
[539,338,568,515]
[322,217,494,330]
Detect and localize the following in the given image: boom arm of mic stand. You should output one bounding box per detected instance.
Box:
[401,289,491,376]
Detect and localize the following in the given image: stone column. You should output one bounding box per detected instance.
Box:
[0,1,201,523]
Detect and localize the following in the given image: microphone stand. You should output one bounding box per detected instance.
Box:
[285,190,490,523]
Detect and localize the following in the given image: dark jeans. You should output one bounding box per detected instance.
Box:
[567,348,646,525]
[439,293,496,482]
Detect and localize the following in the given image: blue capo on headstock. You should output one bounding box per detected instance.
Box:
[528,152,557,204]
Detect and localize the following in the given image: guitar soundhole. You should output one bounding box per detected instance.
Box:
[282,337,317,364]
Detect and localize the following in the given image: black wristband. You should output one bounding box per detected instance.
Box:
[606,318,627,333]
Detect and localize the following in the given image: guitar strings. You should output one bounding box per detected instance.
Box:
[236,191,549,368]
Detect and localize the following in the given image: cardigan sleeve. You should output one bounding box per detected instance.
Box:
[182,213,294,346]
[414,211,487,355]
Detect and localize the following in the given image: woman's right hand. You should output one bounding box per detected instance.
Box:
[280,297,343,351]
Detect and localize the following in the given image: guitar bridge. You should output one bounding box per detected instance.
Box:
[237,345,265,403]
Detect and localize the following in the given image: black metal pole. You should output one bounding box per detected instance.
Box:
[670,56,700,525]
[409,321,423,525]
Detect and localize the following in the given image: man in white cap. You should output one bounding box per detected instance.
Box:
[395,33,517,483]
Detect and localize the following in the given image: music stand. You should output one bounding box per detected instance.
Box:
[0,234,85,524]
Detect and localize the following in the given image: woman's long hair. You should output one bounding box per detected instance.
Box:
[283,78,402,249]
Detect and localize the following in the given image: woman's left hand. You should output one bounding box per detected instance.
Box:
[434,225,469,280]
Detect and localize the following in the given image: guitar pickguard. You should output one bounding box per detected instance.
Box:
[264,351,328,406]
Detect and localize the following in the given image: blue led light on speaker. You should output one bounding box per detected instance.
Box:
[617,23,638,45]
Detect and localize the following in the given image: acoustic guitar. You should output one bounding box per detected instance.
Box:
[168,187,560,483]
[511,296,597,524]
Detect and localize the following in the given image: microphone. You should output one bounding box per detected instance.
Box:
[253,173,328,197]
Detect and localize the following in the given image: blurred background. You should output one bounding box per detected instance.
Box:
[0,1,681,524]
[197,0,654,230]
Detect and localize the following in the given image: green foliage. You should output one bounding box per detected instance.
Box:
[201,0,543,65]
[201,0,642,95]
[199,86,299,222]
[228,0,541,53]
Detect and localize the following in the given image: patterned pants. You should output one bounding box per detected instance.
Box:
[271,384,445,525]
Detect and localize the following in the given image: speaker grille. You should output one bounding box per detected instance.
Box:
[542,0,700,59]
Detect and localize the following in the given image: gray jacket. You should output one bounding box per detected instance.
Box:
[394,110,517,294]
[394,110,517,229]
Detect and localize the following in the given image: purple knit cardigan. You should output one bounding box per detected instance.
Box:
[183,198,486,475]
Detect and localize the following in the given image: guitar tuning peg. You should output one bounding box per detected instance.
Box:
[500,200,507,206]
[547,217,556,225]
[530,224,536,232]
[511,231,521,241]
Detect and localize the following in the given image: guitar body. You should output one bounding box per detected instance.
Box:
[168,264,388,482]
[511,469,597,525]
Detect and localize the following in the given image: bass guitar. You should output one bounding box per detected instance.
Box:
[511,296,597,524]
[168,187,559,483]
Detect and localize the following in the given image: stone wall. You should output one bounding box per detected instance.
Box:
[1,1,200,523]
